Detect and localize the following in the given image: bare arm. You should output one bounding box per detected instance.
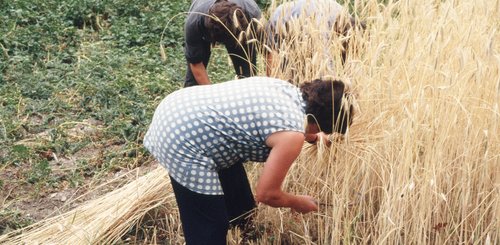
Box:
[255,131,318,213]
[265,51,274,77]
[189,62,211,85]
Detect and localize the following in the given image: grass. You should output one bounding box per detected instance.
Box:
[0,0,237,234]
[1,0,499,244]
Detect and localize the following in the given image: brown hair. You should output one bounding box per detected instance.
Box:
[300,79,354,134]
[205,0,249,46]
[334,16,366,64]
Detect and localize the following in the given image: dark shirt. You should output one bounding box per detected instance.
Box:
[184,0,261,64]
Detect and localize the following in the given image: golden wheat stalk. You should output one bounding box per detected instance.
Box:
[0,167,175,244]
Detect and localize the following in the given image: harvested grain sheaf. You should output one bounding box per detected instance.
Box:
[0,167,175,244]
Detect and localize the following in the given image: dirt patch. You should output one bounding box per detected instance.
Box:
[0,119,156,236]
[0,158,158,235]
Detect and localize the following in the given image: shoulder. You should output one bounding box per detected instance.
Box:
[185,0,213,27]
[269,0,304,24]
[237,77,295,92]
[185,9,210,45]
[233,0,262,18]
[231,76,288,84]
[188,0,214,13]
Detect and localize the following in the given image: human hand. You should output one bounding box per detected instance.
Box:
[316,132,332,146]
[307,132,332,146]
[291,195,319,214]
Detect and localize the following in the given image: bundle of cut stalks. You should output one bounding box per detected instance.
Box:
[0,167,174,244]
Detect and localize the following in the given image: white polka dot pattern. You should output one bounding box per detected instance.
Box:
[144,77,306,195]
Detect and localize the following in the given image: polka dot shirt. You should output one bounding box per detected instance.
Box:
[144,77,306,195]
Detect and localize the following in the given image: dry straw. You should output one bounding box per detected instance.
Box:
[256,0,499,244]
[1,0,499,244]
[0,167,175,244]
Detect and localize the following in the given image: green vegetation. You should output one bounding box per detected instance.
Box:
[0,0,240,233]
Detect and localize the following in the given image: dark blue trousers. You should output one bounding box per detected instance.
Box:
[170,161,256,244]
[184,43,257,87]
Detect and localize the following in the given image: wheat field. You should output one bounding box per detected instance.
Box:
[0,0,498,244]
[256,0,500,244]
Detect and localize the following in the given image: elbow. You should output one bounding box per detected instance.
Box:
[255,189,282,207]
[254,191,266,204]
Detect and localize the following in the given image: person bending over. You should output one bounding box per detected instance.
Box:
[144,76,355,244]
[184,0,262,87]
[265,0,365,77]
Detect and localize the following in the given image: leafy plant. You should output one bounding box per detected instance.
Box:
[27,160,51,184]
[0,0,239,236]
[0,0,190,231]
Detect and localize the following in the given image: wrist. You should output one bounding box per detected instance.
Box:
[306,134,318,144]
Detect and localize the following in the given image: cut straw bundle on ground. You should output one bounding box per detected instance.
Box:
[0,167,175,244]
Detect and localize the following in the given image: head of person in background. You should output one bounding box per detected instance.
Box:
[264,0,366,78]
[144,76,355,244]
[332,14,367,64]
[205,0,249,47]
[183,0,262,87]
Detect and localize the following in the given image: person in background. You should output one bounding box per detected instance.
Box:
[143,76,355,244]
[184,0,262,87]
[265,0,366,76]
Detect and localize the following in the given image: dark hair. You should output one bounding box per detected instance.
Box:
[300,79,354,134]
[205,0,249,46]
[334,16,366,64]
